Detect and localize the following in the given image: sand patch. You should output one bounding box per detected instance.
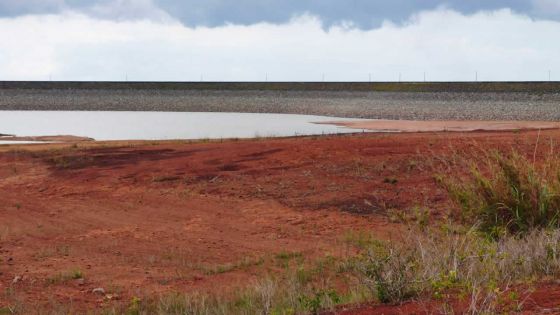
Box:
[320,120,560,133]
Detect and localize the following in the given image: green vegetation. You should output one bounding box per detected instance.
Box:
[441,149,560,237]
[102,263,370,315]
[47,154,93,169]
[275,251,304,261]
[353,149,560,312]
[352,226,560,313]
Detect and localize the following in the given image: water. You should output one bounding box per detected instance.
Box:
[0,111,365,141]
[0,141,53,145]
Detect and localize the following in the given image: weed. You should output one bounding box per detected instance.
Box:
[298,289,340,315]
[441,149,560,236]
[412,206,430,231]
[351,226,560,312]
[46,269,84,285]
[47,154,93,169]
[275,251,303,261]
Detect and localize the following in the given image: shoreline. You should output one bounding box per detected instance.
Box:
[3,119,559,145]
[2,119,559,145]
[320,120,560,133]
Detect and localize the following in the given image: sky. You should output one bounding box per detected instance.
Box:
[0,0,559,81]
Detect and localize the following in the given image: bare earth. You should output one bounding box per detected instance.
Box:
[3,129,560,313]
[320,120,560,133]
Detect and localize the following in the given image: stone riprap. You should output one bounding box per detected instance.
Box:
[1,83,559,121]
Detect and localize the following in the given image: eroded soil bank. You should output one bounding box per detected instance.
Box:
[2,130,560,313]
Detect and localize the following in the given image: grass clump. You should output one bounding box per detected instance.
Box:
[104,263,367,315]
[275,251,304,261]
[442,149,560,237]
[46,269,84,285]
[351,227,560,313]
[348,148,560,311]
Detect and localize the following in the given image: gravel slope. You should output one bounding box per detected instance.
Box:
[1,88,560,121]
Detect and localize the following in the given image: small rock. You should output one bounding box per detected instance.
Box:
[76,278,85,286]
[12,275,22,284]
[92,287,105,295]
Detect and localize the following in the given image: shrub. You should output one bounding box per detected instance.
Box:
[352,239,421,303]
[351,227,560,312]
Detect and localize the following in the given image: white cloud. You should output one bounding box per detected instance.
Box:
[0,8,558,81]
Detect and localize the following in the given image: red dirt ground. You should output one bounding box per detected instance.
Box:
[2,130,560,313]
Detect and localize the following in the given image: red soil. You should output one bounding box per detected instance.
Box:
[1,130,560,312]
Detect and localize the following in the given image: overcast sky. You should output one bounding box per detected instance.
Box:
[1,0,559,81]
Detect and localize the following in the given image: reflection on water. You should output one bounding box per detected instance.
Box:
[0,111,365,141]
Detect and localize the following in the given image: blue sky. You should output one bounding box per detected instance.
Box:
[0,0,559,81]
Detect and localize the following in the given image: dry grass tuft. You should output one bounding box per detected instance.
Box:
[351,225,560,313]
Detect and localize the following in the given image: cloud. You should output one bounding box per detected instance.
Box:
[0,0,556,28]
[0,0,171,22]
[86,0,172,22]
[0,0,65,16]
[532,0,560,18]
[0,8,558,81]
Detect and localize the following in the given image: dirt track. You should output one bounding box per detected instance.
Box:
[2,130,560,312]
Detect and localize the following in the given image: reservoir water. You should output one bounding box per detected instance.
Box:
[0,111,365,142]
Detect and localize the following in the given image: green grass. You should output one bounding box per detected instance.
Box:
[441,149,560,237]
[97,260,370,315]
[275,251,304,261]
